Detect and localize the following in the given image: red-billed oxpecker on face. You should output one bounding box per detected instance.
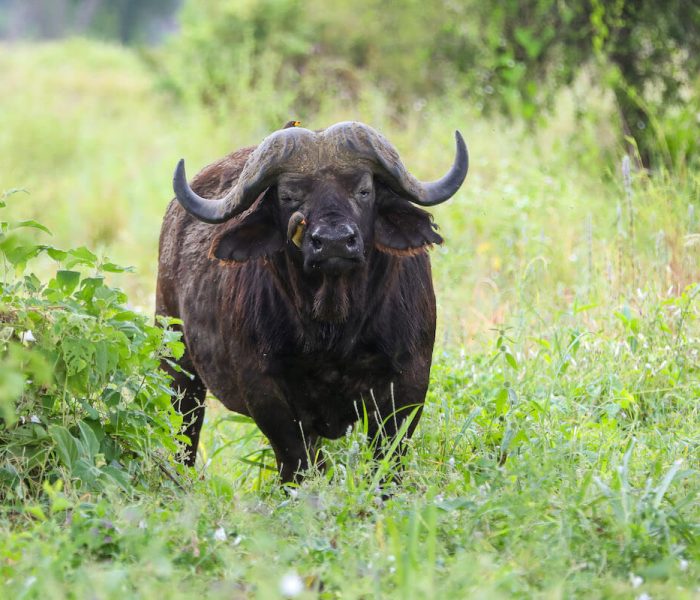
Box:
[157,121,468,484]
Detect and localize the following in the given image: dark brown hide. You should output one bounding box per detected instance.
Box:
[157,124,465,484]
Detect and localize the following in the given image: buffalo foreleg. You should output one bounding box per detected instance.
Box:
[366,380,426,467]
[245,382,318,484]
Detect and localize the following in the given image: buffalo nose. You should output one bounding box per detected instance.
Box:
[309,223,362,259]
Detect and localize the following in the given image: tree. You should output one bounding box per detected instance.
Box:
[441,0,700,167]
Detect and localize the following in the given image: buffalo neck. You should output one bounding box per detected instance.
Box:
[262,248,397,355]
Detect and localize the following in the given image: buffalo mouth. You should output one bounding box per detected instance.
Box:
[304,255,364,276]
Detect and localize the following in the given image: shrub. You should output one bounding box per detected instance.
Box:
[0,191,184,502]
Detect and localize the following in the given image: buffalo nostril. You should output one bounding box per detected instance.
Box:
[346,235,357,249]
[311,235,323,250]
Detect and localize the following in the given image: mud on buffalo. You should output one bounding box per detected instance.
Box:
[156,121,468,484]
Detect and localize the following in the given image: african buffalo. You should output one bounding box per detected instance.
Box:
[156,121,468,483]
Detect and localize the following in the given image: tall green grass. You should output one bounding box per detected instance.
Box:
[1,40,698,598]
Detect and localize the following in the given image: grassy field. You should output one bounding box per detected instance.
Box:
[1,40,699,598]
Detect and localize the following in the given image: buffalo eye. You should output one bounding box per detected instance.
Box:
[354,172,373,200]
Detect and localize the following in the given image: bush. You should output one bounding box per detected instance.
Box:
[0,191,184,502]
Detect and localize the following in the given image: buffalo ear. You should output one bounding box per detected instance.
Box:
[209,195,284,263]
[374,187,444,256]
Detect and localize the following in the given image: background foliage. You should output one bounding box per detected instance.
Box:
[0,1,698,598]
[2,0,698,167]
[153,0,700,168]
[1,192,185,502]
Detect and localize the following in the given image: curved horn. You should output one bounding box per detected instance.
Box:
[410,131,468,206]
[173,159,248,224]
[173,127,315,224]
[326,122,468,207]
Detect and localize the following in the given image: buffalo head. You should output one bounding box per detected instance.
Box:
[173,121,468,278]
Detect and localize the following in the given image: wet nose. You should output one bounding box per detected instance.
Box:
[309,223,362,260]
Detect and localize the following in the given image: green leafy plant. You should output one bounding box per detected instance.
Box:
[0,191,184,501]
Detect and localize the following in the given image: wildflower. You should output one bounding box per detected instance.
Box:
[213,526,226,542]
[279,571,304,597]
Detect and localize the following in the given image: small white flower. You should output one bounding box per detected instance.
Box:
[213,526,226,542]
[138,520,147,529]
[679,558,688,571]
[24,576,37,589]
[30,415,40,424]
[635,593,651,600]
[630,573,643,588]
[22,330,36,343]
[279,571,303,597]
[448,457,455,468]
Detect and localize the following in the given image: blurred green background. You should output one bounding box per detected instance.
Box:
[1,0,698,346]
